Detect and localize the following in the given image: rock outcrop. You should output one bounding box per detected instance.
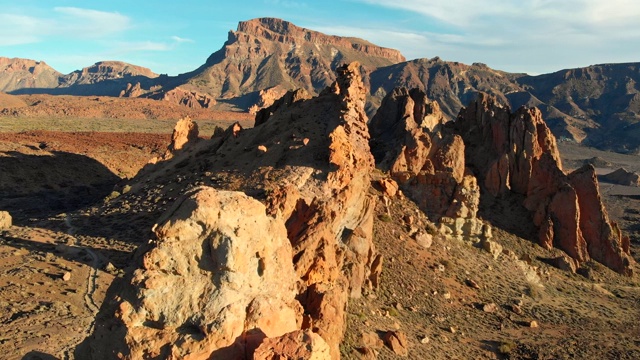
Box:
[151,87,216,109]
[248,86,288,114]
[601,168,640,187]
[85,62,380,359]
[89,188,301,359]
[369,87,480,235]
[0,211,11,229]
[119,82,143,98]
[454,94,633,275]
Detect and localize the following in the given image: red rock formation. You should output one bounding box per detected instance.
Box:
[248,86,288,114]
[254,88,311,126]
[568,165,634,275]
[368,87,477,222]
[455,93,633,275]
[236,18,405,63]
[118,82,143,98]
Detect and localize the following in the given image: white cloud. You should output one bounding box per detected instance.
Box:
[0,7,131,45]
[346,0,640,73]
[52,7,131,37]
[171,35,195,43]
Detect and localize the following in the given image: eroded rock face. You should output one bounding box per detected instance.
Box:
[89,188,301,359]
[0,211,11,229]
[152,87,216,109]
[253,330,331,360]
[86,62,379,359]
[455,94,633,275]
[369,87,477,223]
[169,116,199,152]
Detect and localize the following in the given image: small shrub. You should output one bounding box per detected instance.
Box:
[104,191,121,202]
[379,214,392,222]
[498,341,516,354]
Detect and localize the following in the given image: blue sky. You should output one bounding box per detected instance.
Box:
[1,0,639,75]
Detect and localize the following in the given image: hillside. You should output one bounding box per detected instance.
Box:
[1,19,640,152]
[1,63,638,359]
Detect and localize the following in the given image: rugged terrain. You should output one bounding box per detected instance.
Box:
[2,19,639,152]
[0,63,639,360]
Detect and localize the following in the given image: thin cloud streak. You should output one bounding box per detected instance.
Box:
[171,36,195,43]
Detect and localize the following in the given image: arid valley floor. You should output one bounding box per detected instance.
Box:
[0,92,639,359]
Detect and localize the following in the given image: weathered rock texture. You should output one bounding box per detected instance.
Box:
[253,330,331,360]
[454,94,633,275]
[0,211,11,229]
[89,188,301,359]
[369,87,480,228]
[149,87,216,109]
[85,62,380,359]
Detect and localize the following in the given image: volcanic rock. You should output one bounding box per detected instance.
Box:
[369,87,478,225]
[86,62,379,359]
[253,330,331,360]
[248,86,288,114]
[89,188,302,359]
[383,330,408,356]
[600,168,640,187]
[454,93,633,275]
[167,116,199,154]
[118,82,143,98]
[0,211,11,229]
[150,87,216,108]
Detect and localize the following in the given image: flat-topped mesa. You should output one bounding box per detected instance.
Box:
[455,93,633,275]
[234,18,406,63]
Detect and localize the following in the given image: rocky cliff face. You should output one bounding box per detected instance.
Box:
[369,87,633,275]
[454,94,633,275]
[181,18,404,105]
[85,63,379,359]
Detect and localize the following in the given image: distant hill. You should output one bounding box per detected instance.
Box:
[2,58,161,96]
[1,19,639,152]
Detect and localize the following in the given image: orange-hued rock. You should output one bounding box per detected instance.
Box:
[89,188,301,360]
[151,86,216,108]
[86,63,379,359]
[254,88,311,126]
[249,86,288,114]
[368,87,475,221]
[569,165,634,275]
[118,82,143,97]
[253,330,331,360]
[454,93,633,275]
[169,116,199,152]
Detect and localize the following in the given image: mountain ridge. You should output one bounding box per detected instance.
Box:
[1,18,639,152]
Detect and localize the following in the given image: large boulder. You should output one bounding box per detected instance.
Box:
[88,188,301,359]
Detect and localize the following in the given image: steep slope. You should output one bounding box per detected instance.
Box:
[516,63,640,152]
[176,17,404,106]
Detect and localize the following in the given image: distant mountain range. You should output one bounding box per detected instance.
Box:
[1,17,639,153]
